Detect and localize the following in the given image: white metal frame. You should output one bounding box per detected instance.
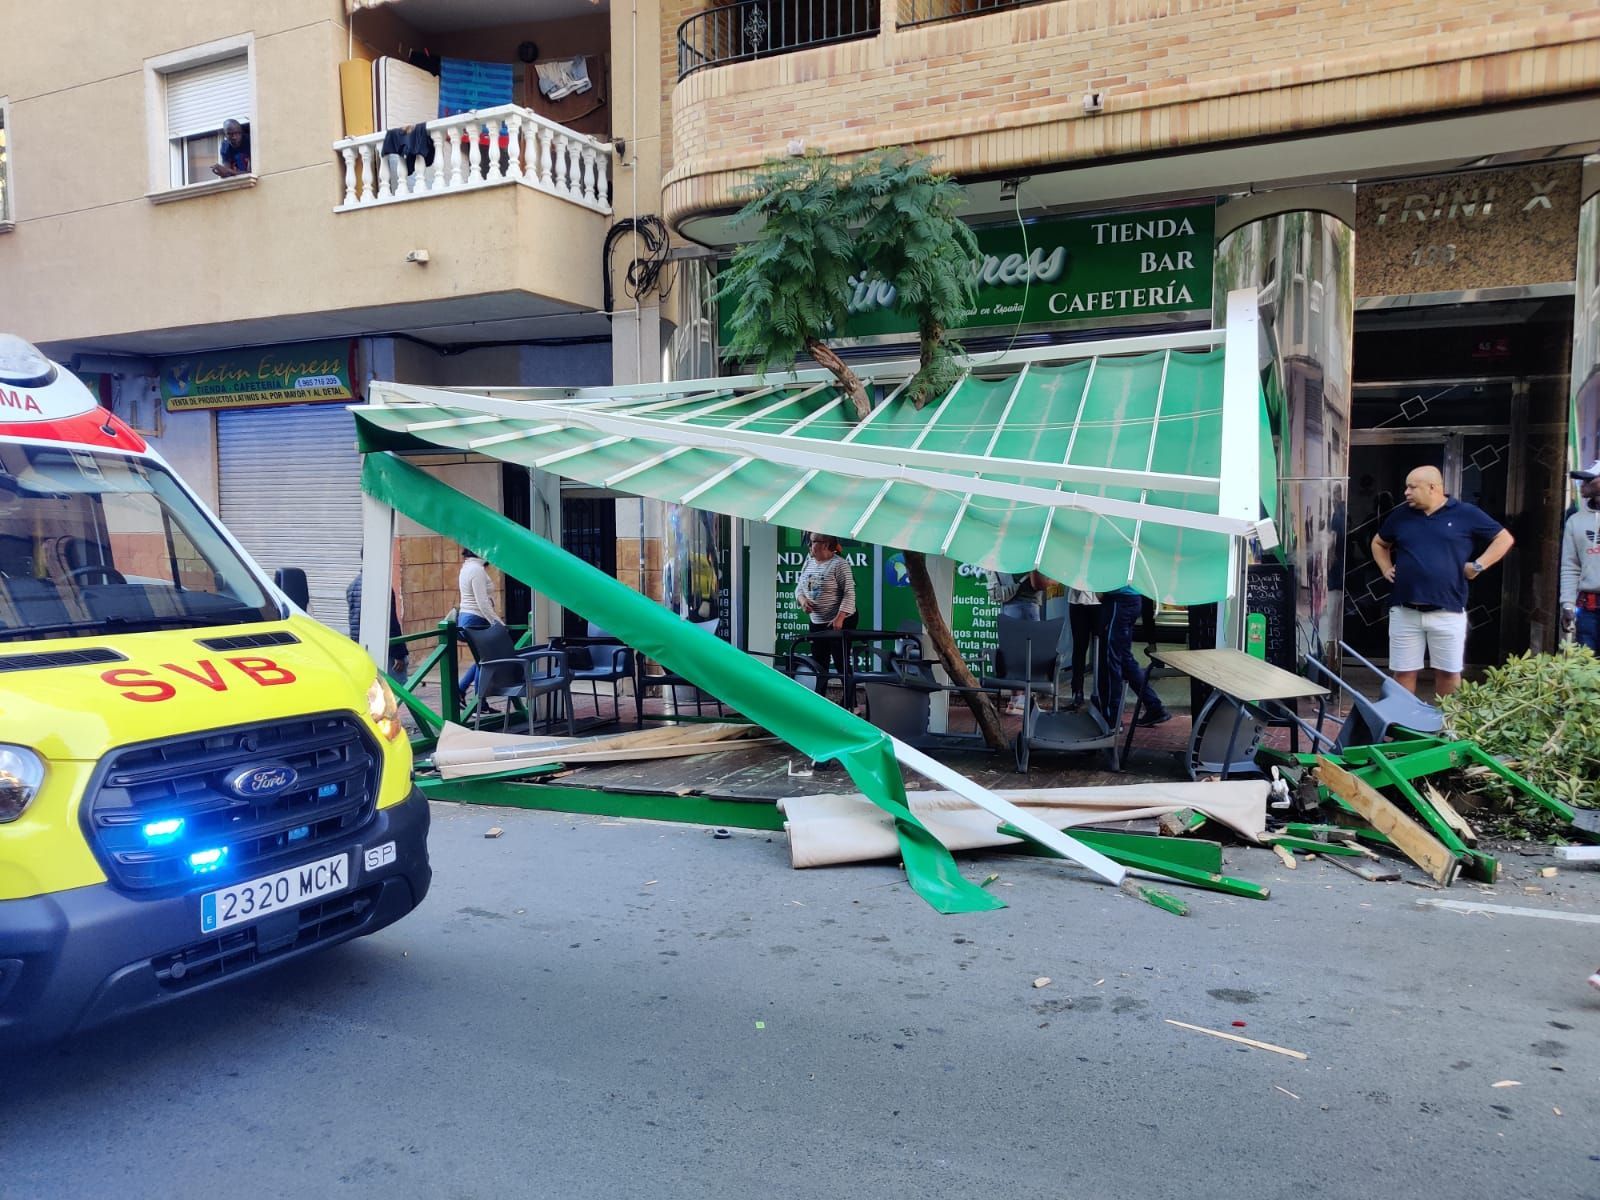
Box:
[359,292,1273,648]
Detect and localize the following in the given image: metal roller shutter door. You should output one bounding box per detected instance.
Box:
[218,404,362,631]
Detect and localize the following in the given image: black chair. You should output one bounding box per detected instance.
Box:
[462,622,574,734]
[980,616,1065,701]
[554,621,639,726]
[636,617,728,717]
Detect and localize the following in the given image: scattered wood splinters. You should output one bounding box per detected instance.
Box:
[1164,1019,1308,1060]
[1274,1086,1300,1100]
[1491,1080,1521,1088]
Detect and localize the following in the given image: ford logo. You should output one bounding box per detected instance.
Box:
[224,762,298,799]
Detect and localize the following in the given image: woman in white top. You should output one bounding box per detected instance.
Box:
[457,547,502,694]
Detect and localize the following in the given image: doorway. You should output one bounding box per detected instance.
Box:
[1346,298,1573,668]
[560,496,617,638]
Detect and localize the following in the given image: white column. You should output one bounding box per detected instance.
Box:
[555,136,572,196]
[376,151,392,199]
[593,149,610,210]
[1217,288,1263,649]
[538,127,554,188]
[506,113,525,181]
[340,147,357,207]
[357,143,376,204]
[581,146,596,205]
[429,129,447,191]
[746,522,778,656]
[359,493,397,669]
[447,126,464,189]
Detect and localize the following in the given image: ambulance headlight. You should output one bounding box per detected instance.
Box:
[367,676,403,742]
[0,746,45,823]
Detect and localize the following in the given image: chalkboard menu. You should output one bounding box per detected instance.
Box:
[1186,564,1298,711]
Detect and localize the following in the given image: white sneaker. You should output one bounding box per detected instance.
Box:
[1588,968,1600,993]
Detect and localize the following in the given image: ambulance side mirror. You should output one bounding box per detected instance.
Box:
[274,567,310,611]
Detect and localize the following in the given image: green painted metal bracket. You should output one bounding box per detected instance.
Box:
[363,450,1003,914]
[419,775,790,831]
[1456,741,1575,823]
[414,763,565,785]
[1069,829,1224,874]
[1266,834,1369,857]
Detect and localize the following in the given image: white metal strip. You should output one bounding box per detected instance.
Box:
[367,327,1222,407]
[891,739,1125,886]
[403,413,503,433]
[533,435,626,468]
[681,456,754,505]
[464,423,565,449]
[364,381,1223,495]
[1033,355,1101,564]
[939,364,1031,555]
[601,382,830,487]
[854,372,969,538]
[763,470,819,523]
[1124,349,1174,587]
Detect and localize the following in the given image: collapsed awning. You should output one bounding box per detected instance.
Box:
[352,306,1275,606]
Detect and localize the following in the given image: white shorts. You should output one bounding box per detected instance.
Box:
[1388,606,1467,674]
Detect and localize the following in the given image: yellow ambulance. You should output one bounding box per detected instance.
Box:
[0,334,430,1046]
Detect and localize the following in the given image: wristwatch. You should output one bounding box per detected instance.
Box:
[1470,560,1485,575]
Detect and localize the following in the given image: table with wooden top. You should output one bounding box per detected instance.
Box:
[1124,647,1329,779]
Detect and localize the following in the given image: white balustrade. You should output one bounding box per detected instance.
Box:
[332,104,613,214]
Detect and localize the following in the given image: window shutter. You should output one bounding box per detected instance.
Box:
[165,56,250,138]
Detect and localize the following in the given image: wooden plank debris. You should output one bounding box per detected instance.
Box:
[1423,782,1478,847]
[1324,855,1401,883]
[1316,757,1459,887]
[1164,1019,1308,1060]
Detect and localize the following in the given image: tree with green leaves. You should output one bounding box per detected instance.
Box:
[718,148,1007,750]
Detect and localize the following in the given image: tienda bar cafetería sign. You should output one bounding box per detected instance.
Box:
[718,203,1215,346]
[161,340,356,411]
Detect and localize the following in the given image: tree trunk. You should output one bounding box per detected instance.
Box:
[903,549,1007,752]
[912,318,944,410]
[805,337,871,421]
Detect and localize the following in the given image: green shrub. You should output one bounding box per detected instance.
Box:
[1441,643,1600,811]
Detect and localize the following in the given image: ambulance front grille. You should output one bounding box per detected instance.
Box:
[81,713,380,893]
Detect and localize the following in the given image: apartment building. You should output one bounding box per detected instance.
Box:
[0,0,668,641]
[659,0,1600,667]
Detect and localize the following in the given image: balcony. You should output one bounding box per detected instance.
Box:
[677,0,879,79]
[895,0,1046,28]
[333,105,612,214]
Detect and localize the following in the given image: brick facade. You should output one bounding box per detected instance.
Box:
[661,0,1600,229]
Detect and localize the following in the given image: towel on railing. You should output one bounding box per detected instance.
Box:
[534,57,591,101]
[380,124,437,172]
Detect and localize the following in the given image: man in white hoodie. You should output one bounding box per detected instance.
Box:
[1560,459,1600,653]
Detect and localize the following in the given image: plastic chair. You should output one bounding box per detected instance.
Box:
[980,616,1064,699]
[555,620,638,726]
[462,622,574,734]
[636,617,727,717]
[1302,641,1444,751]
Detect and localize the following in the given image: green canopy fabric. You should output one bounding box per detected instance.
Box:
[363,451,1132,914]
[354,340,1276,605]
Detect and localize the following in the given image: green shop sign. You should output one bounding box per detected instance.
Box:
[161,340,356,411]
[719,203,1215,346]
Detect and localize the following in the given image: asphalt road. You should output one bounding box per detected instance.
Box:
[6,801,1598,1200]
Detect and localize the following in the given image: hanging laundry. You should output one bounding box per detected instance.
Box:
[534,57,592,102]
[380,124,436,173]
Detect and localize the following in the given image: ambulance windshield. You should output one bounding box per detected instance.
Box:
[0,443,279,642]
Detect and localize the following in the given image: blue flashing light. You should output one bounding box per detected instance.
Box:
[317,783,338,799]
[287,824,310,843]
[189,847,228,873]
[143,817,185,844]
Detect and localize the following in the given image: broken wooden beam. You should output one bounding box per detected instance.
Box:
[1315,756,1459,887]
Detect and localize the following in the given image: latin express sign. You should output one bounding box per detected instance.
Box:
[719,203,1215,344]
[161,340,355,411]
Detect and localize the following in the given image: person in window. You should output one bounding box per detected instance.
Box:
[211,120,251,178]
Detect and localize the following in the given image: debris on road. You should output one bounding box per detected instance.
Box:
[1033,977,1052,988]
[484,826,504,839]
[1164,1019,1309,1060]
